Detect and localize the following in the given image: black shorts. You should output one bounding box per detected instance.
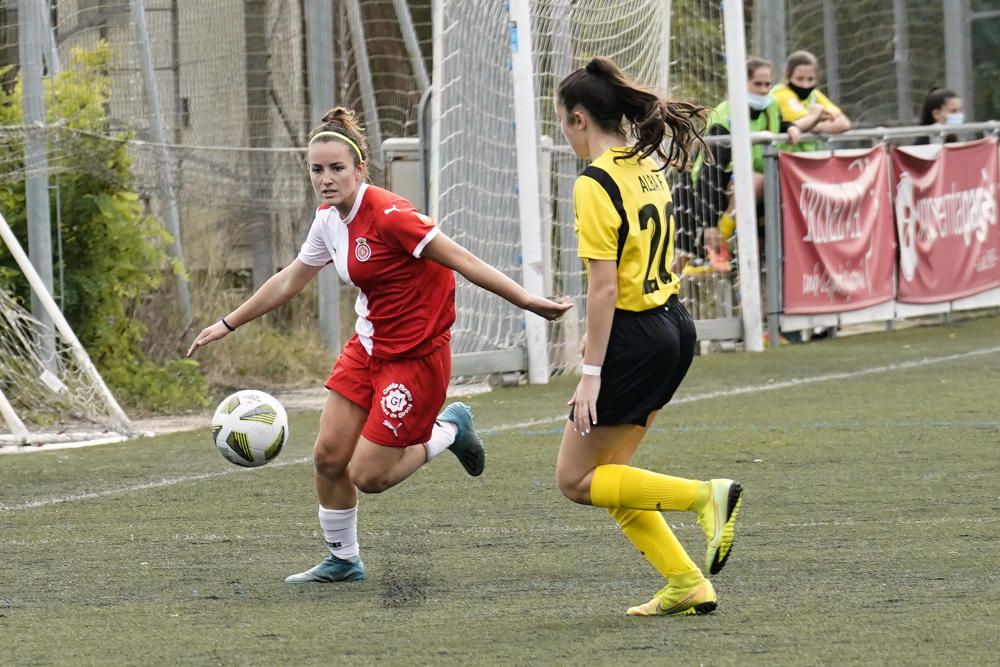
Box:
[572,294,697,427]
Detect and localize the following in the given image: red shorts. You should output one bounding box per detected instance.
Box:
[325,335,451,447]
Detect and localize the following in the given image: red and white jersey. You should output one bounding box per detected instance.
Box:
[298,183,455,359]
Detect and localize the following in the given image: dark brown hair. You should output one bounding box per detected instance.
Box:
[784,50,819,80]
[919,88,959,125]
[309,106,368,164]
[556,57,708,172]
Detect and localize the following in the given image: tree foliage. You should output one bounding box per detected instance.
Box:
[0,42,206,413]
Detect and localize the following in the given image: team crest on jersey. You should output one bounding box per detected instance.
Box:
[380,382,413,420]
[354,237,372,262]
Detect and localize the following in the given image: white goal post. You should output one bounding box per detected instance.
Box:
[430,0,766,382]
[0,210,134,446]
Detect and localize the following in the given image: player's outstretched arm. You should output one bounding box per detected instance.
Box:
[422,231,572,321]
[186,259,322,357]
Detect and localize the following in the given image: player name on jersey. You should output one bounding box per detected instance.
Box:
[638,173,666,193]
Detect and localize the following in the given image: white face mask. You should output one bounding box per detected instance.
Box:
[945,112,965,126]
[747,93,772,111]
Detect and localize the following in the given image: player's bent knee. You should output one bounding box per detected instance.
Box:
[556,471,590,505]
[312,441,352,480]
[351,468,391,494]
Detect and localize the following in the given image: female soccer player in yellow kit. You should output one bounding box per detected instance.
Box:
[554,57,743,617]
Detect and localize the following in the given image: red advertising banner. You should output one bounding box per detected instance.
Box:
[892,138,1000,303]
[779,144,896,314]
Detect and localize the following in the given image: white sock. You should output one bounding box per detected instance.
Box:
[318,505,359,562]
[423,420,458,462]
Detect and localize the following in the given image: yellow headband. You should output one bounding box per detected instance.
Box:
[309,131,364,161]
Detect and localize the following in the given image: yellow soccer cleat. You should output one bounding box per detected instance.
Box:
[697,479,744,575]
[626,572,717,617]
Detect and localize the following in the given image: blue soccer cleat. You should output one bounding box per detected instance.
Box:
[437,402,485,477]
[284,554,366,584]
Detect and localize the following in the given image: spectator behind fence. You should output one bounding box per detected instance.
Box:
[771,50,850,152]
[676,57,801,273]
[915,88,964,145]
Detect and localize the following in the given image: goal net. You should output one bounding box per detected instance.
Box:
[433,0,744,372]
[433,0,670,375]
[2,0,960,397]
[0,213,133,447]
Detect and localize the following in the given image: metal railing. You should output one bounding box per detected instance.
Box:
[745,121,1000,347]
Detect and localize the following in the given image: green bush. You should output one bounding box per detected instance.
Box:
[0,42,207,413]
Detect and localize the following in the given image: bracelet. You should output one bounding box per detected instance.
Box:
[221,317,236,332]
[581,363,602,377]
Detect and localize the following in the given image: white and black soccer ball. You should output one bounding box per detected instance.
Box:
[211,390,288,467]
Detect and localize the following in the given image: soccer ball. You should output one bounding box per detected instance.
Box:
[211,389,288,467]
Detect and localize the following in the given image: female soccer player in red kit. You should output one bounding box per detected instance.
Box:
[188,107,571,584]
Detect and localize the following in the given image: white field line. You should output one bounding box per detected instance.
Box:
[1,455,313,511]
[485,344,1000,432]
[4,344,999,513]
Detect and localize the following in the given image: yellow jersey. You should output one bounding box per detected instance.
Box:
[770,84,842,123]
[574,147,679,311]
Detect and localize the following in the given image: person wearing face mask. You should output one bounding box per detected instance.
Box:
[771,50,851,153]
[916,88,964,145]
[679,57,802,273]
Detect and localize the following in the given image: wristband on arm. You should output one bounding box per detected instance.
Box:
[581,364,602,377]
[221,317,236,332]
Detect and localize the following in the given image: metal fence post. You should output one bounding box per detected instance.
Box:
[892,0,912,122]
[19,0,55,361]
[756,0,785,77]
[37,0,59,74]
[392,0,430,91]
[130,0,192,330]
[762,142,782,349]
[306,0,341,352]
[822,0,841,103]
[944,0,973,121]
[344,0,383,166]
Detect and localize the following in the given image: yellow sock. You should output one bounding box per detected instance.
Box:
[590,464,708,512]
[609,508,699,578]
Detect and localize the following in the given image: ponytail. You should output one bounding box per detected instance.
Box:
[557,57,708,172]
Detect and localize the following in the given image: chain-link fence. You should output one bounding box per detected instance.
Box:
[0,1,990,380]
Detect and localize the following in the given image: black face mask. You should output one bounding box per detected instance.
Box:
[788,83,815,101]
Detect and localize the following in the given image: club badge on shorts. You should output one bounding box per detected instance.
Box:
[380,382,413,420]
[354,237,372,262]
